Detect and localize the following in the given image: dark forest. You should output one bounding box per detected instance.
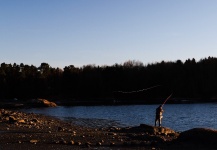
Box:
[1,57,217,104]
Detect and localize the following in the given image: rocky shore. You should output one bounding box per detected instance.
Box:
[0,109,217,150]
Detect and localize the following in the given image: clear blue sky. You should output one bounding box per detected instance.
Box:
[1,0,217,68]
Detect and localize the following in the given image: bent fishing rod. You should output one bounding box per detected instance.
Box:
[161,93,173,107]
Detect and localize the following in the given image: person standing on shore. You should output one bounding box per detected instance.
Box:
[155,105,164,127]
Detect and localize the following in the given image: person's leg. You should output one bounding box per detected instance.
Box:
[159,118,162,127]
[155,118,157,126]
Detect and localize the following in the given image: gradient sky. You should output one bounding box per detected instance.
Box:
[1,0,217,68]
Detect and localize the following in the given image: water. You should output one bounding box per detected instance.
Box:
[22,103,217,132]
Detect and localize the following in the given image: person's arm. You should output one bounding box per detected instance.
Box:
[161,108,164,112]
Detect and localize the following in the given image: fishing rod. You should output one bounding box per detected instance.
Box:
[162,93,173,107]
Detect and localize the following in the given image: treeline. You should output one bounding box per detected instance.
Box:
[1,57,217,104]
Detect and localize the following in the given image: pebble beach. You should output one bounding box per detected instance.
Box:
[0,108,217,150]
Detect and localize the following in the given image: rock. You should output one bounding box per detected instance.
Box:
[70,140,75,145]
[176,128,217,146]
[31,118,39,122]
[75,142,82,146]
[17,119,25,124]
[30,140,38,144]
[29,121,34,125]
[85,142,92,147]
[42,99,57,107]
[60,140,67,144]
[9,116,17,123]
[57,126,64,131]
[108,132,117,136]
[96,142,102,146]
[110,142,115,146]
[72,131,76,135]
[139,124,176,135]
[30,99,57,107]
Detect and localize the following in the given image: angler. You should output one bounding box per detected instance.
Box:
[155,93,172,127]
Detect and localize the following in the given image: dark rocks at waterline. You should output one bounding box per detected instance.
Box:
[139,124,177,135]
[108,124,179,146]
[109,124,178,137]
[166,128,217,149]
[175,128,217,146]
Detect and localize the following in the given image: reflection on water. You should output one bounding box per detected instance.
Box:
[22,103,217,131]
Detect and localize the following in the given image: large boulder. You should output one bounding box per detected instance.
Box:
[176,128,217,145]
[139,124,177,135]
[114,124,178,136]
[30,99,57,107]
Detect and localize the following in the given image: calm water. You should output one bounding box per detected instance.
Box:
[22,103,217,132]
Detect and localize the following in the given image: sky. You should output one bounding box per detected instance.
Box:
[1,0,217,68]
